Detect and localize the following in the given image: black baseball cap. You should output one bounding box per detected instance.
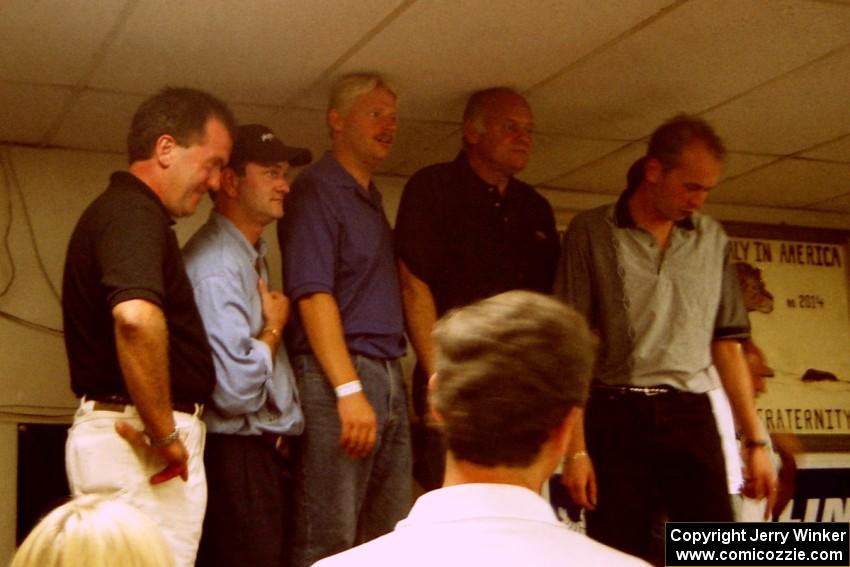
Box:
[228,124,312,170]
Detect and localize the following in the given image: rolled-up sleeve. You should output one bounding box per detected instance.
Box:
[192,273,273,416]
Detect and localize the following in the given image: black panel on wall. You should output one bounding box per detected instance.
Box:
[17,423,71,544]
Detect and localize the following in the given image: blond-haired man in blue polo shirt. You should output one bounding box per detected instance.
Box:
[277,73,411,567]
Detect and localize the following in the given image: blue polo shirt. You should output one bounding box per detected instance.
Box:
[278,152,406,359]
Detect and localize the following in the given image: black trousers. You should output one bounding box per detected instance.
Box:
[196,433,293,567]
[410,363,446,492]
[585,388,732,566]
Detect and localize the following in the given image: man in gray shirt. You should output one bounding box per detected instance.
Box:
[559,114,777,565]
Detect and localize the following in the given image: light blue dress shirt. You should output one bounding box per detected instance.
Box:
[183,211,303,435]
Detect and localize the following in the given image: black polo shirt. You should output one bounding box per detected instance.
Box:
[395,152,560,315]
[62,171,214,404]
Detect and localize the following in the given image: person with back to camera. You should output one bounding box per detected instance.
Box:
[314,290,649,567]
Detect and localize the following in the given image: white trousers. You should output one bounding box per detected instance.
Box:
[65,399,207,567]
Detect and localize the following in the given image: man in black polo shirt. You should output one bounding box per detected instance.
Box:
[61,87,234,567]
[394,87,560,490]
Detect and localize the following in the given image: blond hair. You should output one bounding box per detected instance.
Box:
[326,72,397,136]
[11,495,174,567]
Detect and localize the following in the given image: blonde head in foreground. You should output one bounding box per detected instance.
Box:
[11,494,174,567]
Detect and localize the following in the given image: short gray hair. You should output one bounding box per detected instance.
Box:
[432,290,597,467]
[461,87,527,147]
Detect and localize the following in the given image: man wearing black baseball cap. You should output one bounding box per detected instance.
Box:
[183,124,311,567]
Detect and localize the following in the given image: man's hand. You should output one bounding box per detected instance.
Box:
[337,392,377,459]
[258,278,289,332]
[561,454,598,510]
[742,446,779,520]
[115,420,189,484]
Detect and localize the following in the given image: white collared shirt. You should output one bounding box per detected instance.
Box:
[314,483,649,567]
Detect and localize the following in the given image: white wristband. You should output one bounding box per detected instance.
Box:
[335,380,363,398]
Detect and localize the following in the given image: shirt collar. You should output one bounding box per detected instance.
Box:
[110,171,175,225]
[454,151,526,201]
[208,210,265,263]
[318,151,383,210]
[613,187,696,231]
[398,483,560,528]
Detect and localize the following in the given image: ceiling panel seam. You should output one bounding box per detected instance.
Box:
[696,41,850,119]
[38,0,141,147]
[523,0,688,96]
[270,0,418,122]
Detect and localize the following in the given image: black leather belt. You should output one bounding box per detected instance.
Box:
[89,394,200,416]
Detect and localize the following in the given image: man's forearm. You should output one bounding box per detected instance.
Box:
[297,292,359,387]
[112,299,175,439]
[398,259,437,377]
[712,339,762,441]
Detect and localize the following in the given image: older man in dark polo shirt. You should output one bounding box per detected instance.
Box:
[394,87,560,490]
[277,73,411,567]
[62,87,234,567]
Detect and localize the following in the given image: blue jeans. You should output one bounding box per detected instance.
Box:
[585,388,732,565]
[291,354,412,567]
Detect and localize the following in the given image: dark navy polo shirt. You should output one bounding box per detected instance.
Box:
[395,151,560,316]
[278,152,406,359]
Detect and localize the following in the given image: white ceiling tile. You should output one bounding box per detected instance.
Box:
[543,147,778,195]
[50,90,145,153]
[525,135,628,185]
[231,105,281,128]
[799,135,850,163]
[0,0,130,84]
[383,136,462,177]
[266,108,331,167]
[89,0,405,105]
[723,153,778,179]
[704,47,850,155]
[538,187,618,214]
[528,0,850,139]
[379,121,460,174]
[314,0,674,120]
[544,143,646,194]
[711,159,850,208]
[1,0,849,220]
[0,83,72,145]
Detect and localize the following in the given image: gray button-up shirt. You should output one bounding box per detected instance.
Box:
[559,191,749,393]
